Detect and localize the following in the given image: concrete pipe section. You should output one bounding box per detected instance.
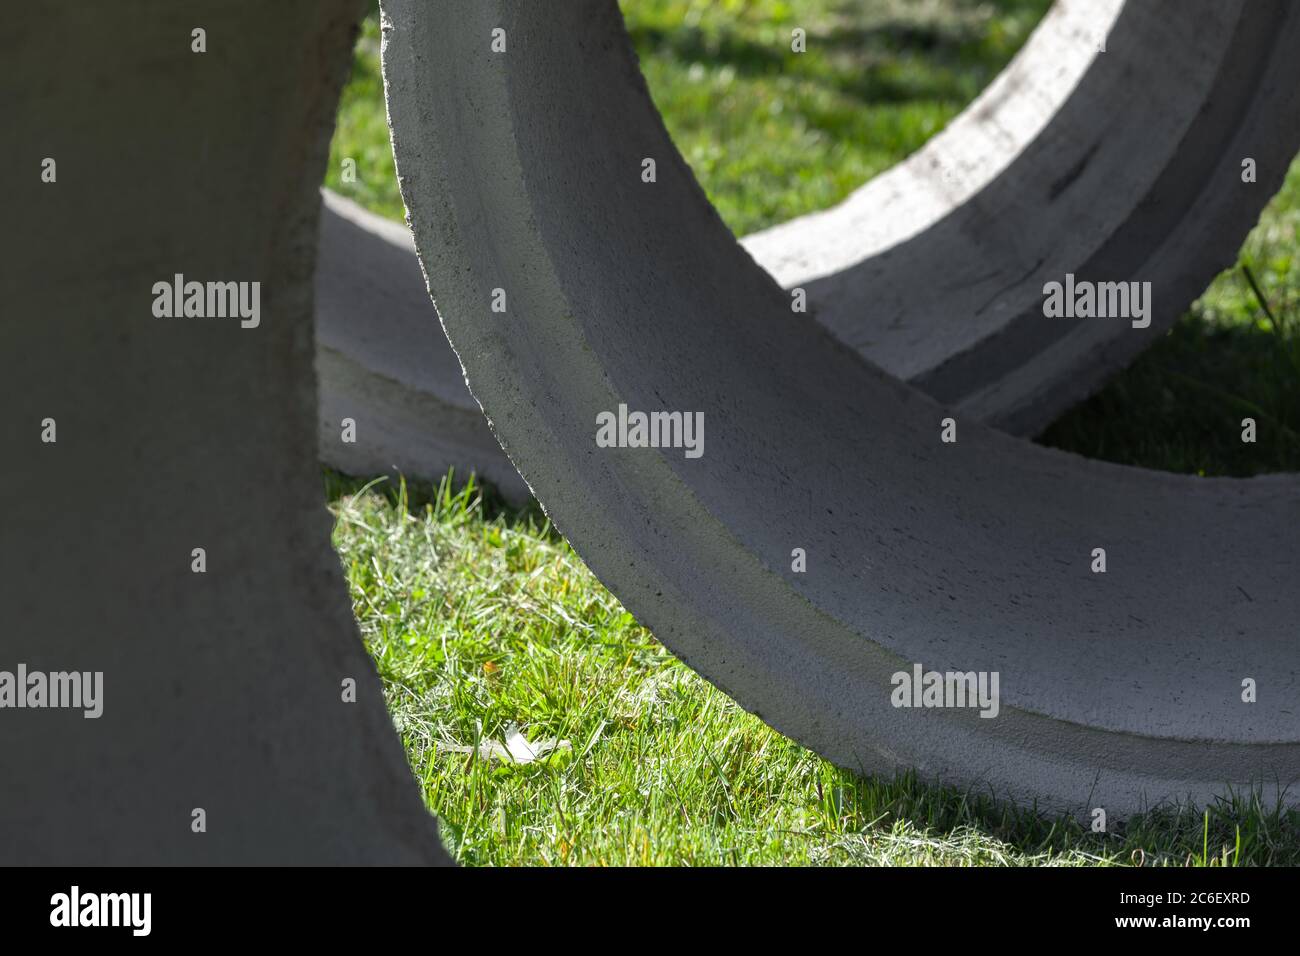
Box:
[2,0,448,863]
[381,0,1300,817]
[320,0,1300,490]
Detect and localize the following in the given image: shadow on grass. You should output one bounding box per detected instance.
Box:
[814,765,1299,866]
[1041,274,1300,476]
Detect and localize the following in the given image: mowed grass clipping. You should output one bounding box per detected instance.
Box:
[324,0,1300,864]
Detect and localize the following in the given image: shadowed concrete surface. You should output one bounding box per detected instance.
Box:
[318,0,1300,490]
[381,0,1299,818]
[316,191,531,502]
[1,0,448,864]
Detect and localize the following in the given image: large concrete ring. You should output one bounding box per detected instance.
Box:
[381,0,1300,817]
[2,0,447,863]
[320,0,1300,490]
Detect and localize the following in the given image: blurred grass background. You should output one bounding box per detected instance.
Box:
[323,0,1300,865]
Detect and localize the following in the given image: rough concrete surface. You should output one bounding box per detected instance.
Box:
[381,0,1300,818]
[1,0,449,864]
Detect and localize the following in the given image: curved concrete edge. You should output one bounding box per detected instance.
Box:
[2,0,449,864]
[741,0,1124,288]
[381,0,1299,820]
[316,191,530,503]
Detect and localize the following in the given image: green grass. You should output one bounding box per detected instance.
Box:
[325,16,402,221]
[324,1,1300,864]
[328,473,1299,866]
[622,0,1053,234]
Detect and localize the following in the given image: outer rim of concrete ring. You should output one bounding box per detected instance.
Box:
[379,0,1300,820]
[319,0,1300,496]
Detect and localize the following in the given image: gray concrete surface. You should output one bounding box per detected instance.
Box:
[1,0,448,864]
[381,0,1300,818]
